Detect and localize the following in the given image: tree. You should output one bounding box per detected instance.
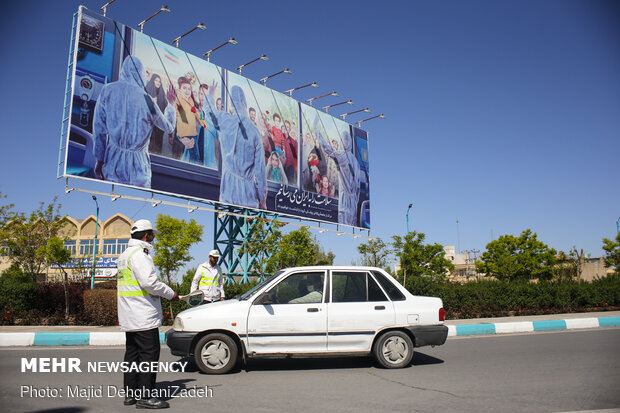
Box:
[476,229,557,281]
[314,244,335,265]
[0,198,66,282]
[0,191,15,227]
[152,214,203,318]
[602,233,620,274]
[44,236,73,320]
[266,227,318,272]
[553,247,583,282]
[237,220,282,278]
[392,231,454,282]
[357,238,391,268]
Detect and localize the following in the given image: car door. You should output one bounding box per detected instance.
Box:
[327,270,395,352]
[247,270,327,354]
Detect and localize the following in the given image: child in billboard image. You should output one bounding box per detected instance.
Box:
[270,113,286,162]
[260,112,275,165]
[265,152,288,185]
[282,120,298,184]
[203,85,266,209]
[313,116,361,226]
[302,132,327,193]
[175,77,207,165]
[145,74,168,155]
[197,83,219,169]
[317,175,335,198]
[93,55,176,188]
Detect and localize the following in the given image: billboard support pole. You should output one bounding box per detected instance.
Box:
[214,205,279,284]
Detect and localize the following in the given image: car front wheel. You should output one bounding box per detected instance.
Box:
[373,330,414,369]
[194,333,238,374]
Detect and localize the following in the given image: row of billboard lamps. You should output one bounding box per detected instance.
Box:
[102,1,385,126]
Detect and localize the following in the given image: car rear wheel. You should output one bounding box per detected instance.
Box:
[194,333,238,374]
[373,330,414,369]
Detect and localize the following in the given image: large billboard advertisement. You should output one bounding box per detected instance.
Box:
[63,7,370,228]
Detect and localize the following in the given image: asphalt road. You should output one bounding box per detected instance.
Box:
[0,329,618,413]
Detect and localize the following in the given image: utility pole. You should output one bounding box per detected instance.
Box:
[456,217,461,254]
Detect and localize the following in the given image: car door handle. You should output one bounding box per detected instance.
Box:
[374,306,385,310]
[307,308,319,312]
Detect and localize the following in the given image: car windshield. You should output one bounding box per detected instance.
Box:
[239,271,284,300]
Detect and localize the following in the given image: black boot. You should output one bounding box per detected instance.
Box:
[124,396,137,405]
[136,397,170,409]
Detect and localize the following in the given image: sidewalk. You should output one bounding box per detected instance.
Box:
[1,311,619,347]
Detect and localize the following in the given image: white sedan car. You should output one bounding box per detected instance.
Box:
[166,266,448,374]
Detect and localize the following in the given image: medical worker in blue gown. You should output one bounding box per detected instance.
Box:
[204,86,266,209]
[93,55,177,188]
[313,116,361,226]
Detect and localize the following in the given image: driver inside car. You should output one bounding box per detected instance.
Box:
[289,274,323,304]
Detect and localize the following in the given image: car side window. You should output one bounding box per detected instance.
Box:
[266,272,325,304]
[372,270,406,301]
[332,272,388,303]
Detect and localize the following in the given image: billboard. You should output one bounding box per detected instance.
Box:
[63,7,370,228]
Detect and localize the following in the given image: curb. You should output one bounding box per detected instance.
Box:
[1,317,619,347]
[446,316,620,337]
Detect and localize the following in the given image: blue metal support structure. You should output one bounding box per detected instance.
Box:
[58,12,78,179]
[214,205,279,284]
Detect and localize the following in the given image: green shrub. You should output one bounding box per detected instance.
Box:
[83,289,118,326]
[0,265,39,316]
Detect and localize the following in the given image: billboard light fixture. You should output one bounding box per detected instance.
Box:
[284,82,318,97]
[138,5,171,33]
[356,113,386,127]
[203,38,238,62]
[306,91,338,106]
[322,100,353,113]
[340,107,370,120]
[260,68,292,86]
[172,22,207,48]
[100,0,117,17]
[236,54,269,74]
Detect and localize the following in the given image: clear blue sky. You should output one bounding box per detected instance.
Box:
[1,0,618,277]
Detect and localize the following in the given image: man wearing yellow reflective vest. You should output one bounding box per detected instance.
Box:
[190,249,225,303]
[117,219,178,409]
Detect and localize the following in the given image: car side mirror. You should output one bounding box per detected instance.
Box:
[255,292,273,305]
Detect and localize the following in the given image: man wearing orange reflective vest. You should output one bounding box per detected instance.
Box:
[117,219,178,409]
[190,249,225,303]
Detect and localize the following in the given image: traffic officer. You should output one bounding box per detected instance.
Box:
[117,219,178,409]
[190,249,225,303]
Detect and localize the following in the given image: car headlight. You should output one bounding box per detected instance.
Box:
[172,316,184,331]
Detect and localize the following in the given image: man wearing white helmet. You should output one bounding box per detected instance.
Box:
[191,249,225,303]
[117,219,178,409]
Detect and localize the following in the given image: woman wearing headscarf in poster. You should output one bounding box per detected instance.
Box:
[313,116,361,226]
[265,151,288,185]
[204,85,266,209]
[145,74,167,155]
[175,76,207,165]
[197,83,219,169]
[93,55,176,188]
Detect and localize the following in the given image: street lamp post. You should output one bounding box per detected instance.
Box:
[406,203,412,233]
[617,217,620,233]
[91,196,99,290]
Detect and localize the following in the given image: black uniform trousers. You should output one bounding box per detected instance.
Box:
[124,328,160,393]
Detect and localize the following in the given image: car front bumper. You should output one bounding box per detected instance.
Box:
[165,329,199,357]
[406,325,449,347]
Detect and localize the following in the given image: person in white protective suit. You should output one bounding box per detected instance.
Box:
[313,116,361,226]
[93,55,177,188]
[204,86,266,209]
